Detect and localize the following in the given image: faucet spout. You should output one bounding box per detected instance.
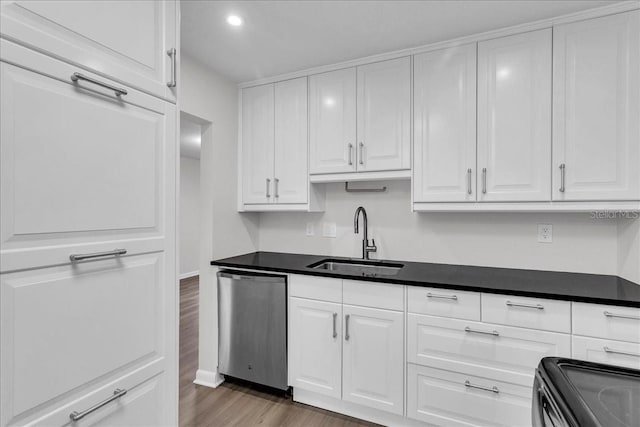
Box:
[353,206,376,260]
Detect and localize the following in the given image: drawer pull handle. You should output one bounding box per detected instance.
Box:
[167,48,177,88]
[506,300,544,310]
[464,380,499,394]
[70,388,127,421]
[426,292,458,301]
[70,248,127,262]
[464,326,499,337]
[603,311,640,320]
[603,346,640,357]
[332,312,338,338]
[70,72,127,97]
[345,314,350,341]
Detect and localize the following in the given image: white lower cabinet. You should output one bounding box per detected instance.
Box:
[342,305,404,415]
[288,297,342,398]
[288,278,404,418]
[407,314,571,386]
[407,364,532,427]
[572,336,640,370]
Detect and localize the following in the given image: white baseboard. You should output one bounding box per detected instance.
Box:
[194,369,224,389]
[179,270,199,280]
[294,389,426,427]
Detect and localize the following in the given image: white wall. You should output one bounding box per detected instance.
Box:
[179,156,200,277]
[181,54,259,386]
[258,181,625,276]
[618,216,640,283]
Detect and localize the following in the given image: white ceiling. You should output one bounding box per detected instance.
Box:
[181,0,620,83]
[180,118,201,160]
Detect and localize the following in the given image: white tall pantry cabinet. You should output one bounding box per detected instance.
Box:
[0,1,179,426]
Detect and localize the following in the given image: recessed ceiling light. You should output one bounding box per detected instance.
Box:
[227,15,243,27]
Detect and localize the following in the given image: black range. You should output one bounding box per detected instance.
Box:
[211,251,640,308]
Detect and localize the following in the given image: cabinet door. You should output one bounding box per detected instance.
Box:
[242,84,275,205]
[288,298,342,399]
[342,305,403,415]
[477,29,552,202]
[274,77,308,204]
[0,253,169,426]
[357,57,411,172]
[553,11,640,201]
[0,56,175,272]
[0,0,177,102]
[414,45,477,202]
[309,68,357,174]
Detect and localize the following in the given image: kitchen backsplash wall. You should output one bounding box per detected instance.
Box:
[258,181,631,277]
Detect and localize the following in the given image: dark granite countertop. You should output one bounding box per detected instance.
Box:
[211,251,640,308]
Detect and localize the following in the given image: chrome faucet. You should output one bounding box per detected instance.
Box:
[353,206,377,260]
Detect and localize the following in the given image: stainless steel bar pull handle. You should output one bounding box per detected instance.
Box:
[604,311,640,320]
[70,72,127,96]
[274,178,279,199]
[482,168,487,194]
[603,346,640,357]
[467,168,472,195]
[70,388,127,421]
[345,314,350,340]
[506,300,544,310]
[359,142,364,165]
[464,380,499,394]
[70,248,127,262]
[559,163,566,193]
[332,313,338,338]
[266,178,271,198]
[167,48,177,88]
[465,326,499,337]
[427,292,458,301]
[348,143,354,165]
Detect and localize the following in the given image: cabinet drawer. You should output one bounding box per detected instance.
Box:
[0,0,177,102]
[0,253,167,424]
[481,293,570,333]
[572,336,640,370]
[407,364,531,427]
[343,280,403,311]
[408,286,480,320]
[408,314,570,387]
[572,302,640,342]
[17,361,166,427]
[289,274,342,303]
[0,47,175,273]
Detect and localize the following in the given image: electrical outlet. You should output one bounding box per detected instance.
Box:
[322,222,337,238]
[306,222,315,237]
[538,224,553,243]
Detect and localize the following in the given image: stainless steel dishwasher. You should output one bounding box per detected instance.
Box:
[217,270,287,390]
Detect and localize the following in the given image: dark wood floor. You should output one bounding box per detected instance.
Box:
[179,276,379,427]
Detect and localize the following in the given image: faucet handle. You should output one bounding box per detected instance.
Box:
[367,239,377,252]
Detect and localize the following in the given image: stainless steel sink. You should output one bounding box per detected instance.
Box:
[307,259,404,277]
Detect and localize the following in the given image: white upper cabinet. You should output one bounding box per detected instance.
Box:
[477,29,552,202]
[413,44,477,202]
[309,68,357,175]
[274,78,308,204]
[242,84,275,205]
[553,10,640,201]
[0,0,177,102]
[357,57,411,172]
